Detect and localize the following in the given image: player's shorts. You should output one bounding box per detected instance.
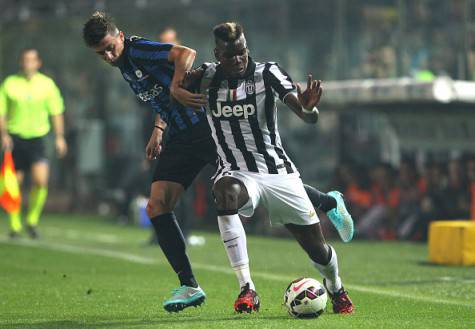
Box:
[11,134,48,172]
[153,135,217,190]
[214,170,319,226]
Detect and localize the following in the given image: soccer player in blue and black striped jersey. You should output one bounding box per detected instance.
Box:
[83,12,215,312]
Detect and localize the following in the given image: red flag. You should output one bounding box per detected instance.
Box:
[0,151,21,213]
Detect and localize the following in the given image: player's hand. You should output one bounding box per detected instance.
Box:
[55,136,67,158]
[296,74,323,111]
[1,133,13,151]
[146,128,163,160]
[170,85,206,110]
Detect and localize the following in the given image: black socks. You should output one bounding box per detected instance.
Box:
[149,212,198,288]
[304,184,337,212]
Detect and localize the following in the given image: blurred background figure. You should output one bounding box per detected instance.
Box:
[159,27,180,45]
[0,48,67,239]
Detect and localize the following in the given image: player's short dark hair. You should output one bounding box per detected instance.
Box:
[213,22,244,44]
[83,11,119,47]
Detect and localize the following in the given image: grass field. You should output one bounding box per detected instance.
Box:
[0,214,474,329]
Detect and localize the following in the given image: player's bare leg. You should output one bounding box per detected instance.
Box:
[213,177,260,313]
[8,170,24,238]
[285,223,354,314]
[24,161,49,239]
[147,181,206,312]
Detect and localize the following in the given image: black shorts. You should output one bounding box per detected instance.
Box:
[11,134,48,172]
[153,135,217,189]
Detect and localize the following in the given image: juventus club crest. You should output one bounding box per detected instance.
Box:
[245,80,255,95]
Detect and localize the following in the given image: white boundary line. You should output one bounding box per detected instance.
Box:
[1,238,474,309]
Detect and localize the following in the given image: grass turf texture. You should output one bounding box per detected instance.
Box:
[0,214,474,329]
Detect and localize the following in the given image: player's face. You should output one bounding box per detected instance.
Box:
[20,50,41,76]
[93,31,125,66]
[215,37,249,78]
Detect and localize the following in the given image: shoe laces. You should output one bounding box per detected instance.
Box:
[334,289,351,305]
[238,283,254,298]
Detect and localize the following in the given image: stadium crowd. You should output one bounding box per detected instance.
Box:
[348,0,469,80]
[329,156,475,241]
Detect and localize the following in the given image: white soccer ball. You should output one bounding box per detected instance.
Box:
[284,277,328,318]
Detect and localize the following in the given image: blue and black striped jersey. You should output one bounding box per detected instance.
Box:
[117,36,207,137]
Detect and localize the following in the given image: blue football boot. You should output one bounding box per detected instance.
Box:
[163,285,206,312]
[326,191,354,242]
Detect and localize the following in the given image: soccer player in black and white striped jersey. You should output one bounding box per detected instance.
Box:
[187,22,354,314]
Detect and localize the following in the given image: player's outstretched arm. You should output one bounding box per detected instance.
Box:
[168,45,207,109]
[283,74,322,124]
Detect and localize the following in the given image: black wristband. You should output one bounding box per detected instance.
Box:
[154,125,165,132]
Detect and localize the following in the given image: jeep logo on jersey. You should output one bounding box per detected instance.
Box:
[212,102,256,119]
[137,84,163,102]
[135,69,143,78]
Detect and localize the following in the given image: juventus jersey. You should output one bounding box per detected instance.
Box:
[198,58,298,176]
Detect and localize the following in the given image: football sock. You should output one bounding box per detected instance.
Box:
[26,186,48,226]
[303,184,336,212]
[312,245,342,293]
[149,212,198,288]
[9,210,22,232]
[217,211,255,290]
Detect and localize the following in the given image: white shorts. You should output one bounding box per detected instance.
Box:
[214,171,319,226]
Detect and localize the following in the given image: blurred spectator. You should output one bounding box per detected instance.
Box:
[356,163,399,240]
[332,156,474,241]
[396,159,423,240]
[159,27,180,45]
[443,158,470,219]
[333,163,372,221]
[467,157,475,219]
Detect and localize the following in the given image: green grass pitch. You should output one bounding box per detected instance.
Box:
[0,214,474,329]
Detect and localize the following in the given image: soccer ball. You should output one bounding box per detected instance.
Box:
[284,277,328,318]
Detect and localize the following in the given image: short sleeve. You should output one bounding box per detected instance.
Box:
[129,40,173,65]
[0,80,7,116]
[47,80,64,115]
[263,63,296,101]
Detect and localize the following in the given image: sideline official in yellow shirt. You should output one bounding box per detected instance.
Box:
[0,48,67,239]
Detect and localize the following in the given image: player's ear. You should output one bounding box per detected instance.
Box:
[119,31,125,42]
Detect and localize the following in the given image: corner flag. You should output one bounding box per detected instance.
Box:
[0,151,21,213]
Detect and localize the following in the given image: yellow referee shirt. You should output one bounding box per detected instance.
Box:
[0,72,64,139]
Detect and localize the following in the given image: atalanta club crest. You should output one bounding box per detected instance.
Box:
[135,69,143,78]
[245,80,255,95]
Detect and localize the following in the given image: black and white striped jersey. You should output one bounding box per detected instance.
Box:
[198,58,298,175]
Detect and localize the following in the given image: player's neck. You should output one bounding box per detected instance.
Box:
[22,71,37,80]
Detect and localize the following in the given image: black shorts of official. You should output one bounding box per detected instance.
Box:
[153,135,217,189]
[10,134,48,172]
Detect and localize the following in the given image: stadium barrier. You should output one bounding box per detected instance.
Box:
[429,221,475,266]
